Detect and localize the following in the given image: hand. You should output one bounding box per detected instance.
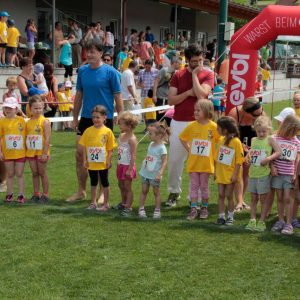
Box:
[106,160,112,169]
[152,96,157,103]
[125,169,132,177]
[231,175,238,183]
[83,161,88,169]
[73,119,79,131]
[39,154,48,162]
[140,83,145,89]
[271,165,278,176]
[155,173,162,181]
[192,65,203,75]
[260,158,269,166]
[242,144,250,153]
[0,153,4,161]
[292,174,297,184]
[187,88,195,97]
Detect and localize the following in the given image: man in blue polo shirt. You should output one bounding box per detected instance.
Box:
[67,39,123,202]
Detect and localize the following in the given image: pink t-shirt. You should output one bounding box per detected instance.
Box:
[170,68,214,121]
[138,42,151,61]
[164,107,174,119]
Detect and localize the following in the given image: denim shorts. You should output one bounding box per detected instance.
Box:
[271,174,294,190]
[248,175,270,195]
[27,42,35,50]
[141,176,160,187]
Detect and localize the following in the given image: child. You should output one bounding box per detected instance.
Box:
[255,73,263,102]
[79,105,117,211]
[122,51,133,71]
[271,115,300,235]
[215,116,244,225]
[59,34,74,83]
[179,100,219,220]
[57,83,72,131]
[260,63,271,91]
[245,116,281,231]
[116,111,139,216]
[33,63,49,93]
[26,95,51,203]
[0,97,26,203]
[220,83,227,117]
[0,11,9,67]
[139,122,169,219]
[212,78,225,120]
[6,19,20,67]
[144,89,156,128]
[3,76,21,103]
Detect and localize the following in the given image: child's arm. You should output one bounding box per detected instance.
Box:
[156,154,167,180]
[126,136,137,176]
[231,164,241,183]
[106,150,113,169]
[293,153,300,183]
[40,120,51,162]
[179,138,190,153]
[0,137,4,161]
[260,136,281,166]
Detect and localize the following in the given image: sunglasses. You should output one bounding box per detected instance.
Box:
[103,58,111,62]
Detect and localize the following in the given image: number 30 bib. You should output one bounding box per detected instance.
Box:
[87,147,106,163]
[278,141,297,161]
[5,135,23,150]
[217,146,235,166]
[191,139,211,157]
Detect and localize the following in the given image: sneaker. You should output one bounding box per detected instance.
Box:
[216,217,226,225]
[281,224,294,235]
[86,203,97,210]
[291,218,300,228]
[187,207,198,220]
[40,195,49,204]
[165,193,180,207]
[5,194,13,203]
[153,209,161,219]
[199,206,208,219]
[138,208,147,218]
[245,219,256,231]
[112,202,125,210]
[96,205,109,212]
[225,217,234,226]
[271,220,285,232]
[17,194,25,204]
[121,207,132,217]
[30,195,40,203]
[255,220,266,232]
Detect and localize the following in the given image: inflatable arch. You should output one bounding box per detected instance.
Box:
[226,5,300,112]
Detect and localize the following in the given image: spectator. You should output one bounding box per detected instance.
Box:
[25,19,37,60]
[115,46,128,71]
[69,20,82,68]
[0,11,9,66]
[206,39,217,61]
[59,33,75,83]
[104,25,114,56]
[164,33,175,50]
[137,31,154,64]
[95,22,105,44]
[178,35,188,49]
[51,21,64,66]
[129,29,138,51]
[145,26,155,43]
[122,51,133,71]
[6,19,20,67]
[44,63,58,119]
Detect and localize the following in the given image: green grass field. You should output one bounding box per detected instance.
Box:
[0,100,299,299]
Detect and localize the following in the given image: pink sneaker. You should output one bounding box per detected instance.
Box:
[187,207,198,220]
[17,194,25,204]
[5,194,13,203]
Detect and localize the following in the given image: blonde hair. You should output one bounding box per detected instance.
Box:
[148,122,171,142]
[253,116,272,131]
[118,111,139,129]
[28,95,44,107]
[92,105,107,115]
[195,99,214,120]
[277,115,300,139]
[6,76,17,86]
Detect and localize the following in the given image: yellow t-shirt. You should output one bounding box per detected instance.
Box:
[179,120,219,173]
[144,97,156,120]
[7,27,20,47]
[260,68,270,81]
[25,115,50,157]
[0,116,26,159]
[79,125,117,170]
[57,92,70,112]
[215,136,244,184]
[0,21,8,43]
[122,57,133,71]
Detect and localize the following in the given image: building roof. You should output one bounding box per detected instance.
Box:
[162,0,260,20]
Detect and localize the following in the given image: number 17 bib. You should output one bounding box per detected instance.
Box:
[191,139,211,157]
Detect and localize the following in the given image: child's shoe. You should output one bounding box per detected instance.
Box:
[216,217,226,225]
[245,219,256,231]
[291,218,300,228]
[96,205,109,212]
[5,194,13,203]
[187,207,198,220]
[17,194,25,204]
[121,207,132,217]
[30,195,40,203]
[255,220,266,232]
[153,209,161,219]
[86,203,97,210]
[225,217,234,226]
[271,220,285,232]
[138,207,147,218]
[199,206,208,219]
[40,194,49,204]
[281,224,294,235]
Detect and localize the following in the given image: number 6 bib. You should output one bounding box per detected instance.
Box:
[217,146,235,166]
[5,135,23,150]
[191,139,211,157]
[87,147,106,163]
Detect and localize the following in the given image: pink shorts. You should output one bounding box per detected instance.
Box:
[4,157,26,163]
[189,172,210,199]
[116,164,136,181]
[27,155,50,161]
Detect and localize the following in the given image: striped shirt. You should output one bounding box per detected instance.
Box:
[138,68,159,97]
[273,135,300,175]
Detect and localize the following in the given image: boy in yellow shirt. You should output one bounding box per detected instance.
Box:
[144,89,156,130]
[0,11,9,67]
[6,19,20,67]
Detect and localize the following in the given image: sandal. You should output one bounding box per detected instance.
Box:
[86,203,97,210]
[234,206,243,213]
[242,203,250,210]
[96,205,110,212]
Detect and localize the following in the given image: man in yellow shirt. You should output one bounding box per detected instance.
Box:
[6,19,20,67]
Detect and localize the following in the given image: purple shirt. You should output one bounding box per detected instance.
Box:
[26,27,34,43]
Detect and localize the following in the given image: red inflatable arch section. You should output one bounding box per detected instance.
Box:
[226,5,300,113]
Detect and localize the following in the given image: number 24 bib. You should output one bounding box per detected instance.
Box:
[217,146,235,166]
[87,147,106,163]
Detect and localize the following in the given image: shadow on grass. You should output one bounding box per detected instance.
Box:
[257,232,300,250]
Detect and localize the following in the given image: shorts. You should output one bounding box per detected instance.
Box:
[141,176,160,187]
[116,164,136,180]
[263,80,268,86]
[271,174,294,190]
[123,100,133,111]
[145,119,156,127]
[27,155,50,162]
[214,105,220,112]
[27,42,35,50]
[220,106,226,112]
[0,43,7,48]
[88,169,109,187]
[77,117,113,135]
[6,46,17,54]
[248,175,270,194]
[4,157,26,163]
[61,111,70,117]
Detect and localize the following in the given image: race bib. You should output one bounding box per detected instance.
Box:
[143,155,157,172]
[87,147,106,163]
[278,141,297,161]
[118,146,130,165]
[5,135,23,150]
[26,135,43,150]
[217,146,235,166]
[191,139,211,157]
[249,149,266,166]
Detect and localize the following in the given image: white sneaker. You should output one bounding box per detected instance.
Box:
[153,209,161,219]
[138,208,147,218]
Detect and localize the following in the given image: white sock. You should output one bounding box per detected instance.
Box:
[228,211,234,219]
[219,213,225,219]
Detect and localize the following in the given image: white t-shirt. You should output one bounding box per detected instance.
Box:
[121,69,136,101]
[35,73,49,93]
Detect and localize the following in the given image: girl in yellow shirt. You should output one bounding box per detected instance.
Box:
[215,116,244,226]
[179,100,219,221]
[26,95,51,203]
[79,105,117,211]
[0,97,26,203]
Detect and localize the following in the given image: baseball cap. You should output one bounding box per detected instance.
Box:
[33,63,44,74]
[2,97,18,109]
[274,107,295,122]
[7,19,15,26]
[0,11,10,17]
[28,87,45,96]
[58,83,65,89]
[65,80,72,88]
